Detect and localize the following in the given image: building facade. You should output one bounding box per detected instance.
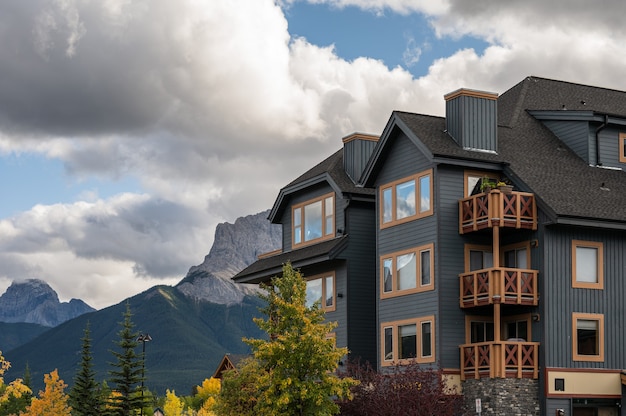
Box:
[235,76,626,416]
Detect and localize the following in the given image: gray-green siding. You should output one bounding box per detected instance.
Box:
[542,224,626,368]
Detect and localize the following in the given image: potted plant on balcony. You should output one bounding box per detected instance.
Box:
[497,181,513,194]
[480,178,497,193]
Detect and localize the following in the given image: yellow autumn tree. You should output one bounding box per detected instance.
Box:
[0,351,32,413]
[22,369,71,416]
[195,377,220,402]
[197,396,217,416]
[163,389,184,416]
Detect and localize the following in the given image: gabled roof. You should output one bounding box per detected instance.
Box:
[269,150,374,223]
[212,353,251,379]
[233,236,349,284]
[362,76,626,227]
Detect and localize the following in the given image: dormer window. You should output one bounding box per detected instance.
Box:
[620,133,626,163]
[292,192,335,247]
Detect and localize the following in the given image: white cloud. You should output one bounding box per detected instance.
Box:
[2,0,626,308]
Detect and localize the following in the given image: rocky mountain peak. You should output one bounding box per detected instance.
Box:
[176,210,282,305]
[0,279,95,327]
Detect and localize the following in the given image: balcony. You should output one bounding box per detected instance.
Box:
[459,190,537,234]
[460,341,539,380]
[459,267,538,308]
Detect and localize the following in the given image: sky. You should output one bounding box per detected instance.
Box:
[1,0,626,310]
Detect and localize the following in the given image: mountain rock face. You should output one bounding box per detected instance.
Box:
[0,279,95,327]
[176,210,282,305]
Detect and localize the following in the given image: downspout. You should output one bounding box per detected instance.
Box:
[594,113,609,166]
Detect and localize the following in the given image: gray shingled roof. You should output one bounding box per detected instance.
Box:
[270,148,374,223]
[393,76,626,225]
[233,236,349,283]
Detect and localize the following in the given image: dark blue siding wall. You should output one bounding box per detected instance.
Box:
[541,120,626,168]
[374,132,440,366]
[344,138,378,183]
[279,183,344,251]
[446,94,497,152]
[310,262,348,352]
[597,126,624,168]
[436,166,471,368]
[542,224,626,369]
[342,201,377,365]
[542,120,589,163]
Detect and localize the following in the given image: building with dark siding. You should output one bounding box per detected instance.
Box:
[234,76,626,416]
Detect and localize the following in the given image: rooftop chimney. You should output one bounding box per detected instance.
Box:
[444,88,498,153]
[342,133,379,183]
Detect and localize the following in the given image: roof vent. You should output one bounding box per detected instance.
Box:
[444,88,498,153]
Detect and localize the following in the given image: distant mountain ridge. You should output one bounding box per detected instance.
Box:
[4,210,283,394]
[0,279,95,327]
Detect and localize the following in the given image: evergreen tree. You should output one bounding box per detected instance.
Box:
[106,303,146,415]
[219,263,357,416]
[70,321,104,415]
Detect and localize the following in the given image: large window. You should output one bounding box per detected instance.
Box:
[292,193,335,247]
[620,133,626,163]
[380,169,433,228]
[381,243,434,298]
[305,272,335,312]
[572,240,604,289]
[381,316,435,365]
[573,313,604,362]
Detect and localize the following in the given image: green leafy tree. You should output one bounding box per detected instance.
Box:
[215,358,264,415]
[106,303,147,415]
[218,263,357,416]
[70,321,104,415]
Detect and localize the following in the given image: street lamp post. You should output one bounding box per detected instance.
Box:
[137,334,152,416]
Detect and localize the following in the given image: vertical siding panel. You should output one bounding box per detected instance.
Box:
[543,226,625,369]
[374,132,440,368]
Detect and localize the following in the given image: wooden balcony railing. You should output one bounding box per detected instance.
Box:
[459,267,538,308]
[460,341,539,380]
[459,190,537,234]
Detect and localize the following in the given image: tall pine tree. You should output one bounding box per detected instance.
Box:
[106,303,146,416]
[70,321,103,415]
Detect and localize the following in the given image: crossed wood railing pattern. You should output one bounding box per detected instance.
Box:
[459,191,537,234]
[460,341,539,380]
[459,267,538,308]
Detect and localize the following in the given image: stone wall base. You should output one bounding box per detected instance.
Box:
[462,378,540,416]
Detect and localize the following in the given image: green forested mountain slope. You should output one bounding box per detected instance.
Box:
[5,284,265,395]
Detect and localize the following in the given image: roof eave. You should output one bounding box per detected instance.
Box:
[552,216,626,231]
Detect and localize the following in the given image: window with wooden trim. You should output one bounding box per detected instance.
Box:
[305,272,336,312]
[502,241,530,269]
[572,312,604,362]
[464,242,531,272]
[465,314,531,343]
[380,169,433,228]
[572,240,604,289]
[292,193,335,247]
[464,244,493,272]
[620,133,626,163]
[381,243,434,298]
[381,316,435,365]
